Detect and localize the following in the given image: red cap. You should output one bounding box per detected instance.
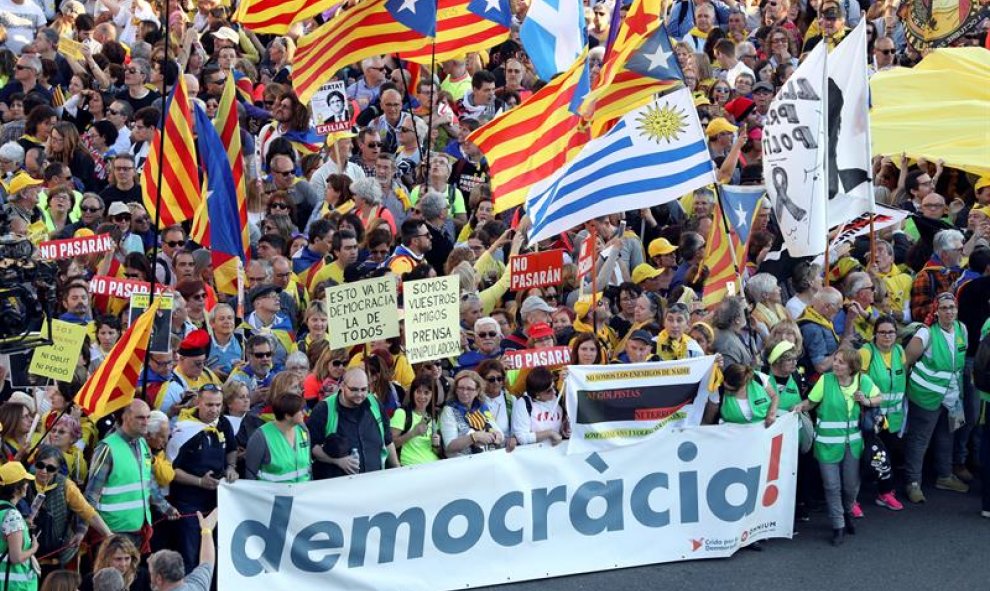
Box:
[526,322,554,341]
[178,329,211,357]
[724,97,755,122]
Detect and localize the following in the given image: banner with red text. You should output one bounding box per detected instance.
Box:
[509,249,564,291]
[38,233,114,259]
[218,414,797,591]
[90,275,169,299]
[502,346,571,371]
[565,357,716,455]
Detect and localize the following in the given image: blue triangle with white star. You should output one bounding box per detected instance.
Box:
[468,0,512,28]
[626,24,681,82]
[386,0,437,37]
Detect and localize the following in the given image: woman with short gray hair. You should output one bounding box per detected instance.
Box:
[747,272,791,338]
[712,296,762,368]
[351,175,396,234]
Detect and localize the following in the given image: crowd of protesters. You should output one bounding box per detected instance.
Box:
[0,0,987,588]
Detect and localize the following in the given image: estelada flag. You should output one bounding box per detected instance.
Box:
[76,299,161,419]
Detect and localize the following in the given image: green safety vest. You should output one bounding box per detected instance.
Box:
[97,433,152,533]
[721,374,772,425]
[771,373,802,414]
[0,502,37,591]
[258,422,312,483]
[814,374,873,463]
[865,342,907,432]
[324,394,388,469]
[907,321,966,411]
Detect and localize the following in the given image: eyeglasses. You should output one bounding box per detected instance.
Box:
[113,165,134,171]
[126,67,142,74]
[344,384,369,393]
[107,108,123,115]
[477,331,498,338]
[253,350,273,358]
[456,386,478,393]
[485,375,504,383]
[34,462,59,473]
[165,240,186,247]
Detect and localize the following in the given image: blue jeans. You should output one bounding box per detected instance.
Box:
[904,402,953,484]
[819,445,860,529]
[953,358,981,466]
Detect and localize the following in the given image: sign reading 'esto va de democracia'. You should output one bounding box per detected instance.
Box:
[218,415,798,591]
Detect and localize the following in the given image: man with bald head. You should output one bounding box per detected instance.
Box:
[307,368,399,479]
[86,400,179,544]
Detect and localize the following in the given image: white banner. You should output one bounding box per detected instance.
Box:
[762,43,828,258]
[829,204,908,249]
[565,358,715,455]
[219,414,798,591]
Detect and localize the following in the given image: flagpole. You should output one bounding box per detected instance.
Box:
[423,1,438,185]
[821,29,831,287]
[714,184,742,282]
[139,0,173,399]
[394,53,422,157]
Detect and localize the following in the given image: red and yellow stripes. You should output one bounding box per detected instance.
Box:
[403,0,509,64]
[142,76,201,228]
[293,0,431,104]
[233,0,330,34]
[701,200,741,309]
[216,77,250,265]
[76,299,160,419]
[469,51,591,213]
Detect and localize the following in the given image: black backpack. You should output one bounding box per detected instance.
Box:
[973,330,990,393]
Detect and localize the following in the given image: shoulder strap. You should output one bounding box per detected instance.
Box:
[401,407,414,436]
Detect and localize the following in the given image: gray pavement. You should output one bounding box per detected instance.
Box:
[482,481,988,591]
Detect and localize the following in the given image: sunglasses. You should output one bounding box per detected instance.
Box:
[165,240,185,247]
[477,331,498,338]
[112,214,131,221]
[878,49,895,55]
[190,292,206,301]
[365,142,382,149]
[331,359,346,367]
[253,351,273,358]
[272,170,294,177]
[34,462,59,473]
[269,202,289,209]
[485,375,505,383]
[125,272,142,279]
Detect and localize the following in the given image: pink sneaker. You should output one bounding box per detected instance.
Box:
[875,492,904,511]
[851,502,864,518]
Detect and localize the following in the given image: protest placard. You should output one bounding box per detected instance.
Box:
[324,276,399,349]
[501,346,571,371]
[509,249,564,291]
[38,233,114,260]
[129,293,174,353]
[28,320,88,382]
[90,275,168,299]
[404,276,461,364]
[577,237,594,279]
[309,80,353,135]
[57,37,85,60]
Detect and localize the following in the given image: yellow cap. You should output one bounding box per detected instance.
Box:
[693,95,712,107]
[574,293,601,319]
[73,228,95,238]
[705,117,738,138]
[631,263,662,284]
[648,237,678,257]
[325,129,356,145]
[5,171,43,197]
[0,462,34,486]
[975,176,990,192]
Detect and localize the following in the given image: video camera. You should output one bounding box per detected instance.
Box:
[0,226,58,354]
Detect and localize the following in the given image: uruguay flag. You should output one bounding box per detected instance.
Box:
[527,87,716,243]
[193,104,246,296]
[520,0,586,81]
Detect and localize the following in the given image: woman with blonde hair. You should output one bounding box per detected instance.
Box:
[46,121,96,191]
[85,534,145,590]
[439,370,504,457]
[304,347,349,405]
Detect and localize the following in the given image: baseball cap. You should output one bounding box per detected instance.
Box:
[648,237,677,257]
[520,296,554,316]
[628,329,654,345]
[705,117,738,138]
[724,97,755,121]
[974,176,990,192]
[526,322,554,340]
[326,129,357,145]
[107,202,131,217]
[752,81,774,95]
[0,462,34,486]
[631,263,662,284]
[248,284,282,307]
[4,171,42,197]
[213,26,239,43]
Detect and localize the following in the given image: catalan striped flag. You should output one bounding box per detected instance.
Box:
[469,49,592,213]
[142,75,201,228]
[215,76,250,267]
[583,6,681,137]
[700,199,740,310]
[292,0,437,104]
[193,103,247,296]
[76,299,161,419]
[233,0,338,35]
[719,184,764,274]
[402,0,512,65]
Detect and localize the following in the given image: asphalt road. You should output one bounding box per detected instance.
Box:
[481,479,988,591]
